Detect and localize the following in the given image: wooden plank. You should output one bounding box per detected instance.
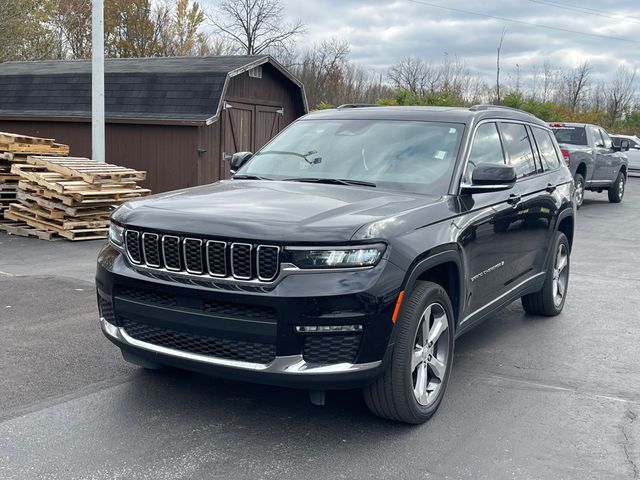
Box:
[26,156,146,184]
[16,191,113,217]
[9,204,111,229]
[0,132,55,146]
[0,218,62,241]
[5,207,108,240]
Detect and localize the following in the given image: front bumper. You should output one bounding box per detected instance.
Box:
[96,244,403,389]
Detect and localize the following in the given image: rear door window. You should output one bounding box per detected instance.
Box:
[500,123,537,179]
[532,127,562,171]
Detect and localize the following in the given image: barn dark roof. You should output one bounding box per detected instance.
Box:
[0,56,305,125]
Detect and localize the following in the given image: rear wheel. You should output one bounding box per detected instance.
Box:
[574,173,585,208]
[364,281,454,424]
[608,171,626,203]
[521,232,570,316]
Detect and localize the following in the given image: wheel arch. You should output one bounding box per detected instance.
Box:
[400,249,465,328]
[575,162,587,178]
[556,210,575,251]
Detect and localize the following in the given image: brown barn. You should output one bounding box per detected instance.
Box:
[0,56,307,193]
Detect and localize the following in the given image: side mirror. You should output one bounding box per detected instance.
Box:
[620,139,630,152]
[226,151,253,174]
[461,163,517,194]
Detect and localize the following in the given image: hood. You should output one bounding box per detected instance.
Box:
[113,180,444,243]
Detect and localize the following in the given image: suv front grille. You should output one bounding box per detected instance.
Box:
[121,318,276,364]
[303,335,361,364]
[124,229,281,282]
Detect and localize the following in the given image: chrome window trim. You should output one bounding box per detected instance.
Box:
[205,240,227,277]
[256,245,281,282]
[183,238,204,274]
[124,230,142,265]
[161,235,182,272]
[231,242,253,280]
[141,232,161,268]
[456,118,550,195]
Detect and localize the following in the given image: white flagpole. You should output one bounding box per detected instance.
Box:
[92,0,105,162]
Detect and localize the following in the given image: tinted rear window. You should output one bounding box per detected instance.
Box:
[551,127,587,146]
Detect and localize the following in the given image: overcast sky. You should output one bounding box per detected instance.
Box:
[272,0,639,86]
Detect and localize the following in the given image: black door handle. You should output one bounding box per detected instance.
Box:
[546,183,556,193]
[507,193,521,206]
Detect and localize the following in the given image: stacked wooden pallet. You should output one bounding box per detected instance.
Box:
[4,156,150,241]
[0,132,69,216]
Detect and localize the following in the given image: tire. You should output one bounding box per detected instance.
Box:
[607,171,626,203]
[364,281,455,424]
[521,232,570,316]
[574,173,585,209]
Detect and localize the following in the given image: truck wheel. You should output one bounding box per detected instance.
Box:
[607,171,626,203]
[522,232,570,316]
[574,173,585,208]
[364,281,454,424]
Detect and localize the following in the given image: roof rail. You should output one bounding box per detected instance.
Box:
[336,103,381,109]
[469,104,535,116]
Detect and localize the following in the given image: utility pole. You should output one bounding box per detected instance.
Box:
[92,0,105,162]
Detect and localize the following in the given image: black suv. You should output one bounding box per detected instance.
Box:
[97,105,575,424]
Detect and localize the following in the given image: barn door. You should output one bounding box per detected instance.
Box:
[255,106,284,150]
[221,102,255,179]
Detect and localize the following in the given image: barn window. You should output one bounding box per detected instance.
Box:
[248,66,263,78]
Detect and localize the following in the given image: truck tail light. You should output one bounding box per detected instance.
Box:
[561,149,570,166]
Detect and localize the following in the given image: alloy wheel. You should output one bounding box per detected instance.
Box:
[411,302,450,406]
[552,243,569,307]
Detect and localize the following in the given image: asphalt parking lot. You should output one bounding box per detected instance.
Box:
[1,179,639,480]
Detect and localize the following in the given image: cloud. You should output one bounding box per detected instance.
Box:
[285,0,639,79]
[204,0,640,85]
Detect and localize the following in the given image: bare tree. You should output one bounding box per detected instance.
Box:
[605,66,636,125]
[207,0,305,55]
[388,56,432,96]
[567,61,591,111]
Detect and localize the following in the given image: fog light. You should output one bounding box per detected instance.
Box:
[295,325,363,333]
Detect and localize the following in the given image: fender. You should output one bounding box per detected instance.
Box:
[397,248,466,330]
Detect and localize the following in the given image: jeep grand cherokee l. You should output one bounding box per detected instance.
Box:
[96,105,575,424]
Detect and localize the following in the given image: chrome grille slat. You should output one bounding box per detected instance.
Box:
[161,235,181,271]
[231,243,252,280]
[142,233,161,267]
[124,229,279,283]
[206,240,227,277]
[183,238,204,274]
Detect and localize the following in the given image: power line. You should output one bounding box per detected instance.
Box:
[528,0,640,26]
[536,0,640,23]
[407,0,640,44]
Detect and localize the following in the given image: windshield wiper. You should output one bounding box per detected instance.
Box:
[283,177,376,187]
[232,174,273,180]
[255,150,322,165]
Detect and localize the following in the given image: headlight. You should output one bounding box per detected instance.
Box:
[108,223,124,247]
[288,245,385,269]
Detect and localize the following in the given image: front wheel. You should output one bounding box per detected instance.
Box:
[521,232,570,316]
[364,281,454,424]
[608,171,626,203]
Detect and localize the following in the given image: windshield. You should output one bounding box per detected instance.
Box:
[238,119,464,195]
[551,126,587,146]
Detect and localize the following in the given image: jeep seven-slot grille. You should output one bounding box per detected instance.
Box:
[125,229,281,282]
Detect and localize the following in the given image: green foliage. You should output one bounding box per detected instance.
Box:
[376,89,464,107]
[312,101,334,111]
